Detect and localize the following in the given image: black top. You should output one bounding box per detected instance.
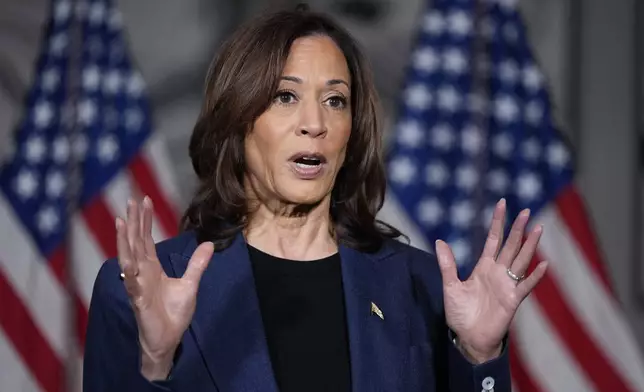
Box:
[248,245,352,392]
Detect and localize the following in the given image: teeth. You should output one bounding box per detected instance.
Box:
[296,156,321,165]
[296,162,318,167]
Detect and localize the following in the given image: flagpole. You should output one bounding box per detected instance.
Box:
[469,0,493,257]
[62,0,84,389]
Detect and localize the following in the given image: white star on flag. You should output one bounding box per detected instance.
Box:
[417,197,444,226]
[97,135,119,164]
[487,168,510,194]
[46,171,66,198]
[456,164,479,191]
[52,136,70,164]
[78,99,97,125]
[547,142,570,169]
[431,123,455,150]
[389,157,417,186]
[423,11,445,36]
[450,200,475,228]
[14,169,39,200]
[36,206,59,235]
[33,101,54,129]
[83,66,101,91]
[516,172,542,200]
[447,10,472,36]
[405,84,433,111]
[494,94,519,124]
[424,161,449,188]
[413,47,440,73]
[25,136,47,164]
[461,124,485,155]
[397,120,425,148]
[443,47,468,74]
[41,68,60,92]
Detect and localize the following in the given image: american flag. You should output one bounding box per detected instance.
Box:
[379,0,644,390]
[0,0,180,391]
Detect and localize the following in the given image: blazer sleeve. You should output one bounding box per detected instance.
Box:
[83,258,176,392]
[408,246,512,392]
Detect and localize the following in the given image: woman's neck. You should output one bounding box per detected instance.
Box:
[244,199,338,261]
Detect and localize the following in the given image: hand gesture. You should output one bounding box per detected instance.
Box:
[116,197,214,380]
[435,199,547,363]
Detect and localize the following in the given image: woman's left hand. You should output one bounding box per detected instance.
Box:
[435,198,548,363]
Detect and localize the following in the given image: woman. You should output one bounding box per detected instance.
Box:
[83,5,547,392]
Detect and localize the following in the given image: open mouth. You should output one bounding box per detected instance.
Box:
[288,152,327,179]
[289,152,327,167]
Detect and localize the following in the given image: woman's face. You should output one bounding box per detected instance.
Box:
[245,35,352,207]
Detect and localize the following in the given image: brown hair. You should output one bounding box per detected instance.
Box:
[181,4,403,252]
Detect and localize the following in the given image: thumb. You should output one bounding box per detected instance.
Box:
[183,241,214,285]
[435,240,460,287]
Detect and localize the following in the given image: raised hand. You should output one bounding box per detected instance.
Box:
[116,197,214,380]
[435,199,548,363]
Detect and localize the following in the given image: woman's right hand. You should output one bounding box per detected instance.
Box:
[116,196,214,381]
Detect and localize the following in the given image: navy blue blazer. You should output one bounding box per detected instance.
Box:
[83,231,511,391]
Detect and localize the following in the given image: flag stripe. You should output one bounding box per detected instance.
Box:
[0,196,68,359]
[0,270,63,392]
[143,136,181,208]
[129,154,179,237]
[555,186,614,295]
[537,207,644,391]
[102,168,168,245]
[82,197,118,261]
[0,328,44,392]
[508,336,540,392]
[48,246,67,285]
[75,293,88,349]
[530,252,634,391]
[72,216,107,308]
[513,296,595,391]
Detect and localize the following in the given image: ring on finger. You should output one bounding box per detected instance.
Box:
[119,270,139,281]
[506,268,524,283]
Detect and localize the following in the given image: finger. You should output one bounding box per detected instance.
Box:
[116,217,141,295]
[126,199,144,272]
[516,261,548,299]
[182,242,215,285]
[509,224,543,277]
[497,209,530,267]
[435,240,460,286]
[115,217,134,273]
[480,199,506,260]
[141,196,156,258]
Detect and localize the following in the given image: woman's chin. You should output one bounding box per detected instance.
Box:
[279,186,329,206]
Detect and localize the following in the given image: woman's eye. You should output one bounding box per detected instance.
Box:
[275,91,296,104]
[328,96,347,109]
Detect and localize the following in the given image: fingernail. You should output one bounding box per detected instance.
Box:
[498,198,506,207]
[115,217,122,229]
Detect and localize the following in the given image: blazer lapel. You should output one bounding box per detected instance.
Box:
[169,233,279,392]
[339,243,411,392]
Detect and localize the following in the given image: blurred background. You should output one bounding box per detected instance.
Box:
[1,0,644,390]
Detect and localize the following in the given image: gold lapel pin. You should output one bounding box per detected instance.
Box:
[371,302,384,320]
